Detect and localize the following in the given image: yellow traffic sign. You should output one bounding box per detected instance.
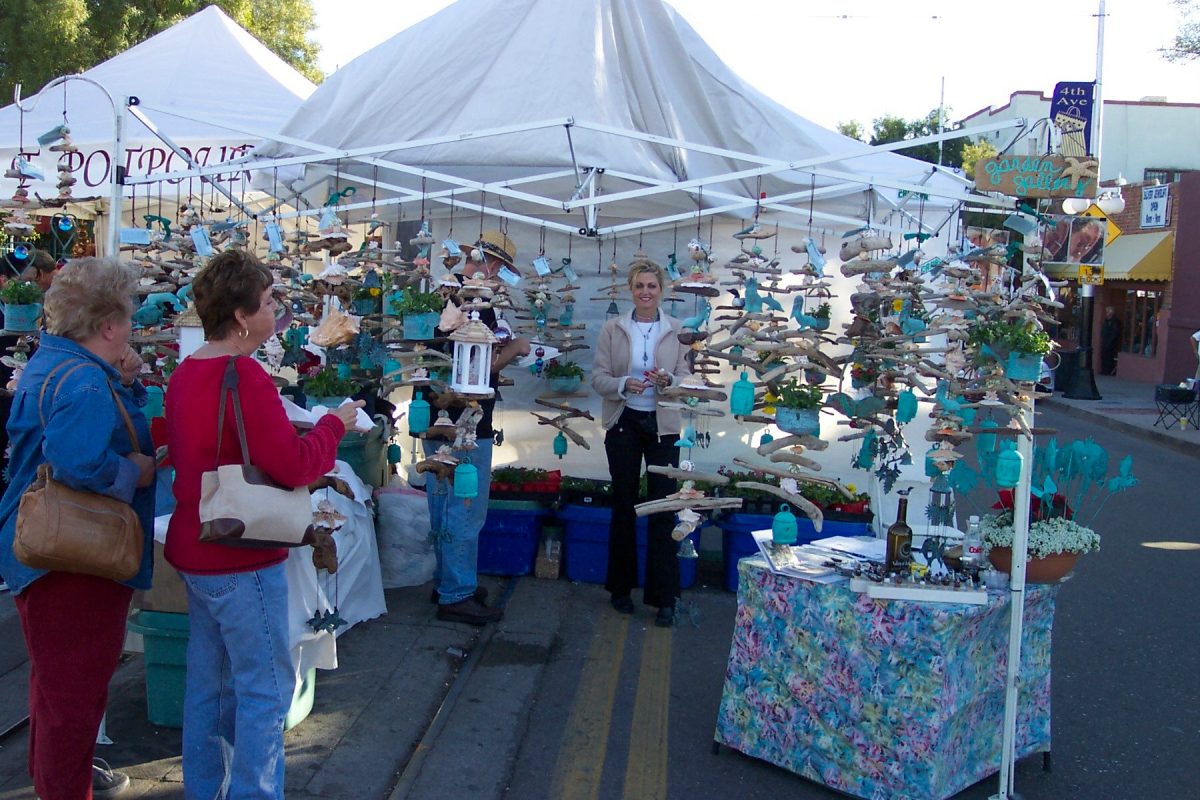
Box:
[1083,205,1122,246]
[1079,264,1104,285]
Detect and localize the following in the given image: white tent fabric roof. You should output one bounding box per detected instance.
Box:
[0,6,315,197]
[250,0,977,235]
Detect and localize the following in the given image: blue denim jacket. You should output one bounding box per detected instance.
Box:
[0,334,155,594]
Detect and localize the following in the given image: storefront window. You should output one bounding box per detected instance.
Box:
[1122,290,1162,357]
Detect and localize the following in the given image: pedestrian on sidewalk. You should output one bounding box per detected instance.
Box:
[420,231,529,626]
[0,258,156,799]
[591,257,692,628]
[165,251,362,800]
[1100,306,1122,375]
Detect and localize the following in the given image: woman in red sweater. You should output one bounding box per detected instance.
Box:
[165,250,360,800]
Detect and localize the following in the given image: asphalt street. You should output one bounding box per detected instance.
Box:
[0,405,1196,800]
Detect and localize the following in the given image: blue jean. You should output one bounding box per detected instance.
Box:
[181,562,292,800]
[423,438,492,604]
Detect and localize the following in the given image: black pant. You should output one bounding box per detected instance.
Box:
[604,408,680,608]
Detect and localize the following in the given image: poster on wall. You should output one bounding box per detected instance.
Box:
[1040,215,1106,265]
[965,227,1010,249]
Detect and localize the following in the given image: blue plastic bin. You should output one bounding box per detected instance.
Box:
[478,500,547,576]
[559,504,697,589]
[717,513,872,592]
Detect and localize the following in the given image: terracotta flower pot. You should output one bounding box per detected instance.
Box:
[987,547,1081,584]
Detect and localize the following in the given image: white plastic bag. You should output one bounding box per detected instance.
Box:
[375,487,436,588]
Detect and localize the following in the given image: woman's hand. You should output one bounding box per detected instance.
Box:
[329,400,366,434]
[129,452,156,488]
[624,377,650,395]
[644,368,671,389]
[116,346,143,386]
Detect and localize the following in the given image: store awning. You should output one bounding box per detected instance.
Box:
[1045,231,1174,282]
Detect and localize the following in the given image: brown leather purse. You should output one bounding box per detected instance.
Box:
[13,362,145,582]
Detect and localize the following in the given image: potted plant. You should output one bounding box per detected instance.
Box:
[850,362,878,389]
[810,302,832,331]
[350,284,382,316]
[392,288,445,340]
[0,279,44,332]
[968,318,1053,382]
[544,359,585,394]
[979,509,1100,583]
[302,367,358,410]
[770,377,823,436]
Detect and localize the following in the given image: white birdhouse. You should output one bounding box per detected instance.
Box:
[175,306,206,359]
[449,311,496,397]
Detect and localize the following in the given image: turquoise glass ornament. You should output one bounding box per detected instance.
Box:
[408,396,431,435]
[453,459,478,499]
[730,371,755,417]
[996,443,1023,489]
[772,504,798,545]
[553,431,568,459]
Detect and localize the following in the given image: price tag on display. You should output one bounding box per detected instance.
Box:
[119,227,152,245]
[264,222,284,253]
[190,226,214,256]
[532,256,552,276]
[496,265,522,286]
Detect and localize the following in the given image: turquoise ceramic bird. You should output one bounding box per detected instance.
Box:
[681,299,710,331]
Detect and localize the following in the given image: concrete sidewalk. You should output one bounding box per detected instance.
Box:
[1037,374,1200,457]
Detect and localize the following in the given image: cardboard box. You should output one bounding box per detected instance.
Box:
[133,541,189,614]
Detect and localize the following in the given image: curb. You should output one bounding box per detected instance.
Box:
[1038,396,1200,459]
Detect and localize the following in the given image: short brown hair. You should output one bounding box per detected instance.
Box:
[192,250,273,340]
[43,258,138,341]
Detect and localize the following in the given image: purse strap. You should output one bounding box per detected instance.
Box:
[214,357,252,468]
[37,360,142,456]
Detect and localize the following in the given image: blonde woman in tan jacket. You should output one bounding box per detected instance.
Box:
[590,259,693,627]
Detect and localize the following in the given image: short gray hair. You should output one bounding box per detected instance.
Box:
[43,258,138,341]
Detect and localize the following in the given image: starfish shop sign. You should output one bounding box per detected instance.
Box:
[973,154,1098,199]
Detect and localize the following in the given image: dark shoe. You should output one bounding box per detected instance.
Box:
[437,597,503,626]
[430,585,488,605]
[93,758,130,798]
[654,606,675,628]
[610,594,635,614]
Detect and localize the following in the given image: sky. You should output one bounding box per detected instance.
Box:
[310,0,1200,131]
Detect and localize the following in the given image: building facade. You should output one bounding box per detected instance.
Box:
[962,92,1200,386]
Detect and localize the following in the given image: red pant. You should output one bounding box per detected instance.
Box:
[14,571,133,800]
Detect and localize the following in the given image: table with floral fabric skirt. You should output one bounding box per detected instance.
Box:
[714,557,1057,800]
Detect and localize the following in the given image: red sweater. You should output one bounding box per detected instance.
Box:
[164,355,344,575]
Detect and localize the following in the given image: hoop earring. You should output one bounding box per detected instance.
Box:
[238,328,248,340]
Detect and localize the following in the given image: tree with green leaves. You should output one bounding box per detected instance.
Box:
[869,109,965,168]
[836,120,866,141]
[960,139,998,179]
[0,0,322,103]
[1162,0,1199,60]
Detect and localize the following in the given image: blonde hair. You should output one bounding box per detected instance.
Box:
[43,258,137,341]
[626,257,667,291]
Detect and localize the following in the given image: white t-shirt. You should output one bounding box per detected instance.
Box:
[626,317,660,411]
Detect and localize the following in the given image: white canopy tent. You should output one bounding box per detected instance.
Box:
[136,0,1020,239]
[0,5,315,244]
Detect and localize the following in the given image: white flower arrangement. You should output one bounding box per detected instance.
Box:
[980,510,1101,560]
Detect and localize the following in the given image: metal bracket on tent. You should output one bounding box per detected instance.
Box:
[125,100,256,220]
[567,167,601,236]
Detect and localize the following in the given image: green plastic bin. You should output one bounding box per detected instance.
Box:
[128,610,316,730]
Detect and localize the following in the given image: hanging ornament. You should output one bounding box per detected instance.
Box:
[995,442,1023,489]
[730,371,756,417]
[453,458,478,499]
[449,311,497,396]
[552,430,568,459]
[896,390,918,424]
[759,430,774,447]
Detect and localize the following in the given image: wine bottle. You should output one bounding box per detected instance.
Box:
[885,490,913,575]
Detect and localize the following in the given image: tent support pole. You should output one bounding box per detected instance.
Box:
[13,75,125,255]
[125,102,256,219]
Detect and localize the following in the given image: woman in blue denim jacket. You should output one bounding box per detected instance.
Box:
[0,257,156,800]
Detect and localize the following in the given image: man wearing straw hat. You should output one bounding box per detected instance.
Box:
[423,230,529,625]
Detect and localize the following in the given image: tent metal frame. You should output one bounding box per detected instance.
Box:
[122,104,1024,238]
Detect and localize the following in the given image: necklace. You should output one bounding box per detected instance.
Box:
[634,315,658,366]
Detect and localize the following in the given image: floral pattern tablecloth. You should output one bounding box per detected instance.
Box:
[715,557,1057,800]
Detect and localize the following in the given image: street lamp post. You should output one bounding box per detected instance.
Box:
[1064,0,1106,401]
